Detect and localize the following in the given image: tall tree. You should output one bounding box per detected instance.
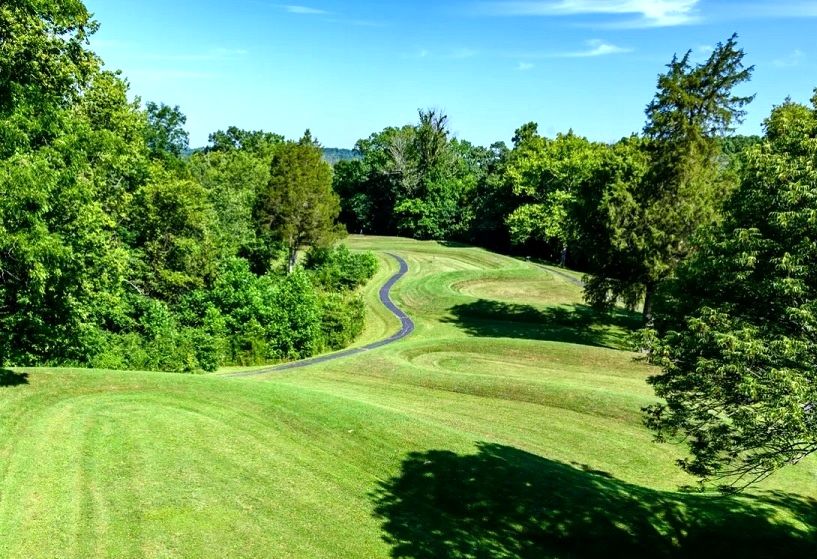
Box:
[644,93,817,489]
[582,35,754,322]
[0,0,99,152]
[144,102,189,159]
[505,127,603,266]
[0,0,132,366]
[255,133,342,274]
[130,170,219,300]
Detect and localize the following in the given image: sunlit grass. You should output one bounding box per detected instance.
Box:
[1,235,814,557]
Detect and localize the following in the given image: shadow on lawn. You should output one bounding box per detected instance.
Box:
[443,299,640,349]
[0,369,28,387]
[372,443,817,559]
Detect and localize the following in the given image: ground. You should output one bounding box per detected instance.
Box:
[0,236,815,558]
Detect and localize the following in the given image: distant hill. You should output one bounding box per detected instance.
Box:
[184,146,359,164]
[323,147,360,165]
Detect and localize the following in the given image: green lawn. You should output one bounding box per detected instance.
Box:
[1,235,815,558]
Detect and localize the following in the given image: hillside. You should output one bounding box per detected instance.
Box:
[1,236,815,558]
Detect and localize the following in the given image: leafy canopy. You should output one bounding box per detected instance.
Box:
[644,93,817,489]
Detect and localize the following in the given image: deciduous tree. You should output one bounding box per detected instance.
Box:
[644,93,817,489]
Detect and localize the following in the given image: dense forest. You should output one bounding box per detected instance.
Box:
[3,0,817,483]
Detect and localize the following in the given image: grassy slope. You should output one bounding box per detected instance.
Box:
[1,235,815,558]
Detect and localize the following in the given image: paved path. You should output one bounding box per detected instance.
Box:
[227,253,414,378]
[537,264,585,288]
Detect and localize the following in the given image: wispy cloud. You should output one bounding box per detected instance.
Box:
[559,39,632,57]
[477,0,701,28]
[283,4,329,15]
[517,61,535,70]
[773,49,805,68]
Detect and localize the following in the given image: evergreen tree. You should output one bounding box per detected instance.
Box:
[582,35,754,322]
[255,133,342,274]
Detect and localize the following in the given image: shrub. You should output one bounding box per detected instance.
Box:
[304,245,377,291]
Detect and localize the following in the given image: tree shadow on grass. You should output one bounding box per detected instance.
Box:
[0,369,28,387]
[372,443,817,559]
[443,299,641,349]
[438,241,473,249]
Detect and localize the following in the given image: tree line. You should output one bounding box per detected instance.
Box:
[0,0,371,373]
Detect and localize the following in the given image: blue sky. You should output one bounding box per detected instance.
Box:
[85,0,817,148]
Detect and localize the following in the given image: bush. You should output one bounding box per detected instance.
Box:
[304,245,377,291]
[318,292,366,350]
[86,252,372,373]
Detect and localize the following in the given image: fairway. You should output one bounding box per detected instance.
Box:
[1,236,815,558]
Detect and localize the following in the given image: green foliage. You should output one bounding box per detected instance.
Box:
[90,295,224,373]
[144,102,189,159]
[0,148,128,366]
[468,142,513,250]
[189,144,271,262]
[255,133,343,273]
[303,245,376,350]
[579,35,753,321]
[333,111,487,240]
[0,4,372,371]
[644,94,817,488]
[304,245,377,291]
[177,258,329,365]
[505,127,604,263]
[0,0,100,151]
[206,126,283,154]
[130,171,219,299]
[318,292,366,350]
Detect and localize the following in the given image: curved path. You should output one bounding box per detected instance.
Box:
[228,253,414,378]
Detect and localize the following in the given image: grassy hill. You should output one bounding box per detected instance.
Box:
[1,236,815,558]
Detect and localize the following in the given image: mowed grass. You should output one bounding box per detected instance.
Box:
[1,236,815,558]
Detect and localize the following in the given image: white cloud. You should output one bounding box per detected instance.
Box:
[517,61,535,70]
[283,5,329,15]
[561,39,632,57]
[478,0,701,27]
[773,49,805,68]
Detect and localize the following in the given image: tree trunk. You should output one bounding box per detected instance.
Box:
[643,283,655,326]
[287,246,298,275]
